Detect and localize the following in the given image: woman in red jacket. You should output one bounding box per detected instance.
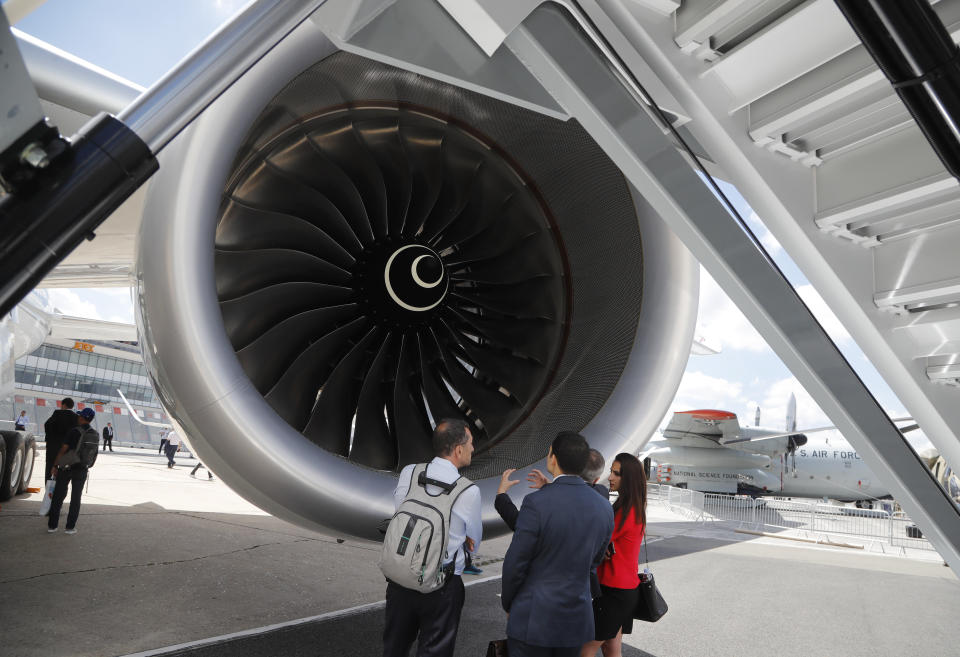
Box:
[581,452,647,657]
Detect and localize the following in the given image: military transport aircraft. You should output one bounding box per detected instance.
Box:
[644,395,917,505]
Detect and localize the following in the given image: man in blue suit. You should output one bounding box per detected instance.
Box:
[501,432,615,657]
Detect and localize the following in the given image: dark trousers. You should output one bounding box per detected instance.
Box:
[507,639,580,657]
[44,443,61,481]
[102,437,113,451]
[383,575,465,657]
[48,466,87,530]
[158,438,167,454]
[164,443,178,466]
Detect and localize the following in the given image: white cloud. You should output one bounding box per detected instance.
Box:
[697,267,768,352]
[661,370,746,428]
[47,289,103,319]
[46,288,135,324]
[98,288,133,298]
[759,378,831,430]
[673,371,744,407]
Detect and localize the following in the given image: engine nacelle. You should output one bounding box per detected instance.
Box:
[135,19,697,539]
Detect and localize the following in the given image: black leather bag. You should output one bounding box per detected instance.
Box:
[632,533,668,622]
[486,639,509,656]
[632,571,668,622]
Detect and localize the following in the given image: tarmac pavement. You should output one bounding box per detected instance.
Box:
[1,447,958,657]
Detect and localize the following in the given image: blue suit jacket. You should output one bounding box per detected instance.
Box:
[501,475,614,647]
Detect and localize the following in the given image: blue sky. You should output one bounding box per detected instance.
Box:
[8,0,923,444]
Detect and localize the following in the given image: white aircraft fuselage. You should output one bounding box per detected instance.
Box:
[654,433,888,502]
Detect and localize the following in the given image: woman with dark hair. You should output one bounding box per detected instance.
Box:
[581,453,647,657]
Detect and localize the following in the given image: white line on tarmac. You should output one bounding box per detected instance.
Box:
[119,574,503,657]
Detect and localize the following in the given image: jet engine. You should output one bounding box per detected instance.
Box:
[135,21,697,539]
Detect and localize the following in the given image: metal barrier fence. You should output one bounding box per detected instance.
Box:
[647,483,938,555]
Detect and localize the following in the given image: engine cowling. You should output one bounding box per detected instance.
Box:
[135,21,697,539]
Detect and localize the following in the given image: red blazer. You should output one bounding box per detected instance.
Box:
[598,507,645,589]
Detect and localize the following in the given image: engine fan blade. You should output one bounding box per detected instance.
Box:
[309,117,389,241]
[234,160,365,255]
[218,199,356,270]
[419,150,482,244]
[220,282,353,351]
[237,304,361,394]
[430,179,516,253]
[453,192,545,255]
[397,124,445,238]
[264,317,371,431]
[418,332,472,426]
[354,118,413,239]
[445,229,542,269]
[450,278,560,320]
[215,249,351,301]
[445,308,558,365]
[432,325,519,436]
[453,337,544,407]
[267,138,375,246]
[303,326,382,456]
[392,334,434,467]
[351,334,398,469]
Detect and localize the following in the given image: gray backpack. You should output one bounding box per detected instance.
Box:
[60,426,99,469]
[379,463,475,592]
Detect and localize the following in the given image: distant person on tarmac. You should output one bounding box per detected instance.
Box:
[102,422,114,452]
[43,398,77,482]
[164,429,181,468]
[47,407,98,534]
[15,410,28,431]
[158,430,168,455]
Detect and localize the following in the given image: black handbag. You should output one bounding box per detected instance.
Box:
[632,533,668,622]
[486,639,509,656]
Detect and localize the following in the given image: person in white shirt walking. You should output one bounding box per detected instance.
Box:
[164,429,182,468]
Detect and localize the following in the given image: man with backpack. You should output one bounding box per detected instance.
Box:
[381,419,482,657]
[47,407,99,534]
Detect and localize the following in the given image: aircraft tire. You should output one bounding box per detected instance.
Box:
[17,436,36,494]
[0,431,25,502]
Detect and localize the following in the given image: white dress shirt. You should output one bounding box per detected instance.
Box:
[166,430,181,446]
[394,456,482,576]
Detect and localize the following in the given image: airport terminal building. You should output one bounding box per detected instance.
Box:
[2,337,169,445]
